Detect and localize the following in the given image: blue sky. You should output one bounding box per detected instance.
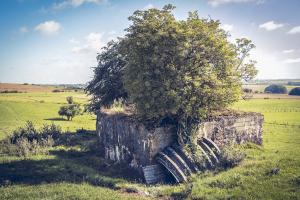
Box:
[0,0,300,84]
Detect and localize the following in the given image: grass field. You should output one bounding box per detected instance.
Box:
[0,92,95,140]
[0,87,299,199]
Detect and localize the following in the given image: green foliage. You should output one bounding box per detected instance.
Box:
[219,144,246,168]
[87,5,257,125]
[122,5,256,123]
[0,121,57,157]
[9,121,62,143]
[264,84,287,94]
[66,96,74,104]
[289,87,300,95]
[0,92,96,139]
[58,97,82,120]
[85,40,127,112]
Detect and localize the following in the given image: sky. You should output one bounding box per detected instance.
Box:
[0,0,300,84]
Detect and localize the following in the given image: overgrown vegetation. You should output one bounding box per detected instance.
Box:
[0,122,58,157]
[219,144,246,168]
[86,4,257,129]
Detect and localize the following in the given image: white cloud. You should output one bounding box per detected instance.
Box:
[69,38,80,44]
[287,26,300,34]
[208,0,264,7]
[220,24,233,32]
[259,21,284,31]
[143,3,154,10]
[108,30,117,35]
[283,58,300,64]
[19,26,28,33]
[72,32,103,54]
[282,49,294,54]
[53,0,106,10]
[35,21,61,36]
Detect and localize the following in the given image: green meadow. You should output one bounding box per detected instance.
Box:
[0,92,95,140]
[0,92,299,199]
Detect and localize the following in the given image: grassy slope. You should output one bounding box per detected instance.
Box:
[0,92,299,199]
[186,99,300,199]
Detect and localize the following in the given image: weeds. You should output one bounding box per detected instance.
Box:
[0,122,60,157]
[219,144,246,168]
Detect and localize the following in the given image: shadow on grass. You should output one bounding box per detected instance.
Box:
[0,130,141,190]
[44,118,68,121]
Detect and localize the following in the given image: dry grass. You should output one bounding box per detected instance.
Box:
[0,83,60,93]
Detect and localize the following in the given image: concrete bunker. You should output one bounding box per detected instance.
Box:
[96,109,263,184]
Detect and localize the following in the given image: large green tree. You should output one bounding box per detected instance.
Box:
[122,5,256,122]
[87,4,257,126]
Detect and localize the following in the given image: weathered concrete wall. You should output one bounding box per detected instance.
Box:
[197,113,264,147]
[96,111,263,169]
[96,112,176,169]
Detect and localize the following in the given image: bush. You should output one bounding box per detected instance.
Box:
[289,87,300,96]
[52,89,62,93]
[219,144,246,168]
[58,97,82,120]
[243,88,253,93]
[0,90,20,93]
[0,122,57,157]
[264,84,287,94]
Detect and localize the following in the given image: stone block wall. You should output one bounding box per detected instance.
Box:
[96,112,176,169]
[197,113,264,147]
[96,111,263,170]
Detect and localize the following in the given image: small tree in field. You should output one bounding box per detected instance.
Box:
[58,96,81,120]
[66,96,74,104]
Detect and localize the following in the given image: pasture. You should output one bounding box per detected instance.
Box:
[0,86,299,199]
[0,91,95,140]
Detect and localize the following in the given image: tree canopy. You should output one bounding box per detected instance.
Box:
[86,4,257,125]
[264,84,287,94]
[289,87,300,96]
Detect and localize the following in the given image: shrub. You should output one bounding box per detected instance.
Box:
[0,122,57,157]
[66,96,74,104]
[264,84,287,94]
[0,90,20,93]
[289,87,300,96]
[58,97,82,120]
[52,89,62,93]
[243,88,252,93]
[219,144,246,168]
